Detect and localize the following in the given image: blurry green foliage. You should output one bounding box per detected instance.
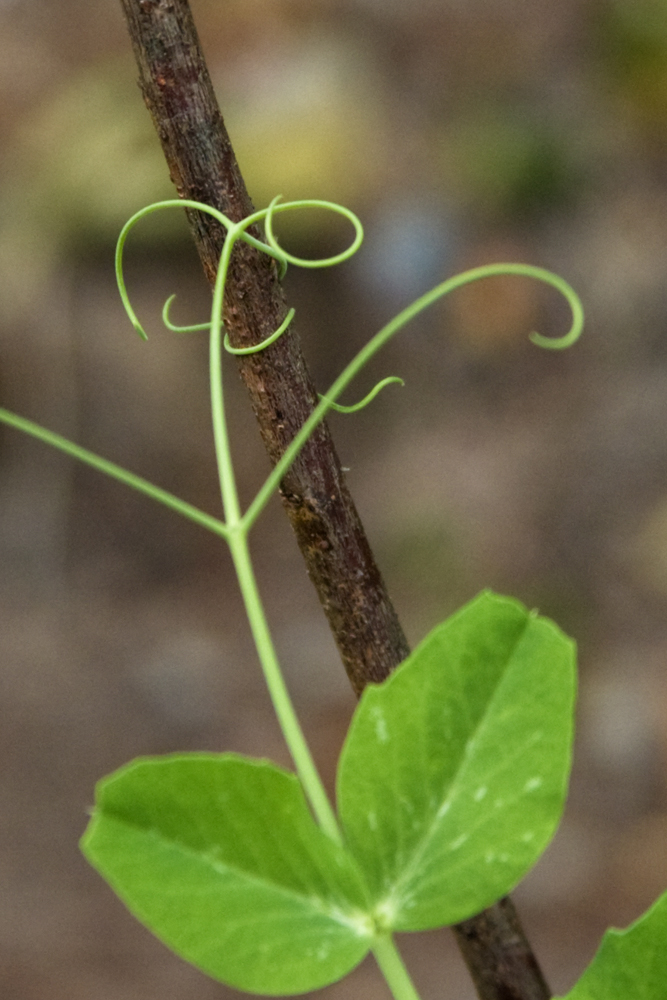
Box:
[436,106,579,222]
[596,0,667,136]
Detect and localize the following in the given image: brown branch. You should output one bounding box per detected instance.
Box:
[453,899,551,1000]
[119,0,408,697]
[118,3,551,999]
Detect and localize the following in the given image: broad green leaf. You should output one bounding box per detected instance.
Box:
[81,753,373,995]
[337,590,576,931]
[558,891,667,999]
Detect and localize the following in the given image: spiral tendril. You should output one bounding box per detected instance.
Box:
[119,198,582,376]
[162,294,297,355]
[263,195,365,270]
[1,195,584,542]
[161,294,210,334]
[319,377,405,414]
[224,308,296,356]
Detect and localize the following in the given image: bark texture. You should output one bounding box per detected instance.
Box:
[119,3,552,999]
[120,0,409,696]
[453,899,551,1000]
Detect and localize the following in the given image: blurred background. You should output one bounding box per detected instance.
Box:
[2,0,667,997]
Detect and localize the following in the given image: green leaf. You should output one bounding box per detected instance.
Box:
[558,891,667,999]
[337,590,576,931]
[81,753,373,995]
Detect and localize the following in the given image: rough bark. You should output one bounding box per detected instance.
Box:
[453,899,551,1000]
[118,3,552,999]
[119,0,409,696]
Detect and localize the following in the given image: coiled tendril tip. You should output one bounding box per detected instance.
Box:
[224,307,296,356]
[162,294,211,335]
[263,195,364,270]
[320,376,405,415]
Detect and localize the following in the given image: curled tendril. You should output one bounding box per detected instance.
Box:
[309,263,584,423]
[319,377,405,414]
[162,294,211,334]
[263,195,365,269]
[113,194,584,531]
[243,258,584,526]
[161,294,296,354]
[116,196,363,344]
[115,197,290,342]
[224,308,296,356]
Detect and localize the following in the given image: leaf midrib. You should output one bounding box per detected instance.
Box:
[92,810,370,935]
[383,616,531,913]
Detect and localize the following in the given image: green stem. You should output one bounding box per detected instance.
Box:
[227,528,342,844]
[208,226,242,527]
[372,935,423,1000]
[203,221,341,844]
[0,408,228,540]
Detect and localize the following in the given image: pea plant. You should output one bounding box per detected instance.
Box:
[0,194,665,1000]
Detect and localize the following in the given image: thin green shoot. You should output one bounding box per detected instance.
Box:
[0,195,584,1000]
